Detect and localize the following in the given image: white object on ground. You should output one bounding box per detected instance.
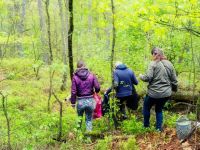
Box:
[197,122,200,128]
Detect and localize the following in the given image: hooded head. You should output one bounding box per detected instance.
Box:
[115,61,127,70]
[115,61,123,68]
[75,60,89,80]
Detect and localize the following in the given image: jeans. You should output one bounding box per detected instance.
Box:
[143,95,169,131]
[77,98,96,131]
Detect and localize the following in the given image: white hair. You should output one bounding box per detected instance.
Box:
[115,61,122,68]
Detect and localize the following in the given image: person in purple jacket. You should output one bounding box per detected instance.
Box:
[70,60,100,131]
[113,61,138,119]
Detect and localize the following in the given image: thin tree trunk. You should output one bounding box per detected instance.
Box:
[58,0,68,90]
[37,0,46,43]
[13,0,23,57]
[0,92,11,150]
[68,0,74,79]
[53,92,63,141]
[110,0,116,86]
[48,69,55,112]
[37,0,48,63]
[110,0,117,129]
[45,0,53,64]
[38,0,45,39]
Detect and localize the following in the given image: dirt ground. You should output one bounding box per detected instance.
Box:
[136,128,200,150]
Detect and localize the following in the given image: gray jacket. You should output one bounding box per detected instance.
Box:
[141,60,178,98]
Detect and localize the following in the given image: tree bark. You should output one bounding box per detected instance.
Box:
[58,0,68,91]
[110,0,117,129]
[53,92,63,141]
[13,0,24,57]
[0,92,11,150]
[68,0,74,79]
[45,0,53,64]
[37,0,48,63]
[37,0,46,43]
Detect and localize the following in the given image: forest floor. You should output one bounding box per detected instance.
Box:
[85,127,200,150]
[136,127,200,150]
[1,60,200,150]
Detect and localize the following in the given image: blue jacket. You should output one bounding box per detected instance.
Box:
[114,64,138,98]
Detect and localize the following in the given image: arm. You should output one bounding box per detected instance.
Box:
[131,70,138,85]
[105,87,112,95]
[113,71,119,88]
[170,64,178,86]
[70,77,77,104]
[93,75,100,93]
[140,62,154,82]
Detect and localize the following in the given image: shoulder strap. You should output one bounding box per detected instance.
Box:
[160,61,169,76]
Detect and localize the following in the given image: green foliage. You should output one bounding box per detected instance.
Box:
[122,116,154,134]
[1,0,200,148]
[119,136,139,150]
[95,136,112,150]
[163,112,179,128]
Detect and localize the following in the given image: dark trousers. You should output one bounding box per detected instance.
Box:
[118,93,138,116]
[143,95,169,131]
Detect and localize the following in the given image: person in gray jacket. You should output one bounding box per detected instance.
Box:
[139,47,178,131]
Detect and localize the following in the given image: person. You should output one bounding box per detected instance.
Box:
[70,60,100,131]
[102,87,112,116]
[113,61,138,119]
[139,47,178,131]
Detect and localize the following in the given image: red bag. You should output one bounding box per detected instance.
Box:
[93,93,102,119]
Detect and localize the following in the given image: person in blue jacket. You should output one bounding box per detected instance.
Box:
[112,61,138,119]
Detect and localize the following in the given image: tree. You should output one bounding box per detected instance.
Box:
[110,0,117,129]
[68,0,74,79]
[37,0,47,62]
[45,0,53,64]
[58,0,68,91]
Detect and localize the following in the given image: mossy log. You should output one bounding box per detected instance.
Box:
[171,91,199,102]
[138,90,199,103]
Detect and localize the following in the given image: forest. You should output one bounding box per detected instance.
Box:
[0,0,200,149]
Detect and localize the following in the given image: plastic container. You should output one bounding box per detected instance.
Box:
[176,116,191,140]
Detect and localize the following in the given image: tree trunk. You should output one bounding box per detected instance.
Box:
[0,93,11,150]
[58,0,68,91]
[13,0,24,57]
[68,0,74,79]
[45,0,53,64]
[110,0,116,85]
[53,92,63,141]
[110,0,117,129]
[37,0,48,63]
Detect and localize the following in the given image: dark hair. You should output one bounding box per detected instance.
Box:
[77,60,85,68]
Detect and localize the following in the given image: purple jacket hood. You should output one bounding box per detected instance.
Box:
[74,68,89,80]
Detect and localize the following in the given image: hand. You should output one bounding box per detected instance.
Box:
[65,95,71,101]
[71,104,76,108]
[139,74,144,79]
